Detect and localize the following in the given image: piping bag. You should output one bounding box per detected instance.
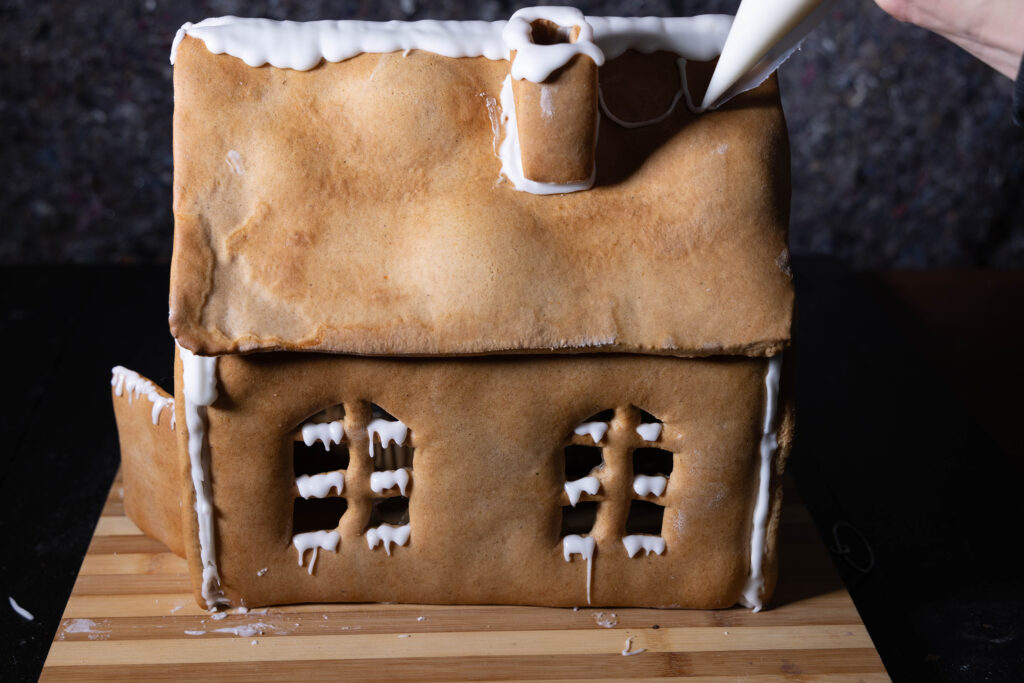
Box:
[700,0,834,111]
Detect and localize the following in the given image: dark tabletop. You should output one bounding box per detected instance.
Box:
[1,259,1023,681]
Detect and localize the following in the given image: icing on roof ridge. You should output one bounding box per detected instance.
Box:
[170,11,734,75]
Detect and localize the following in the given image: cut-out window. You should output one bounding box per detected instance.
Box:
[561,502,599,537]
[632,448,673,477]
[625,500,664,536]
[564,444,603,480]
[369,496,410,528]
[368,403,415,469]
[294,442,350,476]
[292,497,347,535]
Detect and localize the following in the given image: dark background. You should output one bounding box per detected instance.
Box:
[1,0,1023,266]
[1,1,1023,682]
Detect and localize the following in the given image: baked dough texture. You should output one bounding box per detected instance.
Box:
[169,38,792,358]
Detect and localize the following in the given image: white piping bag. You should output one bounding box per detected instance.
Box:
[700,0,834,111]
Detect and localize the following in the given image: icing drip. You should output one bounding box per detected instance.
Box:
[562,534,596,604]
[366,419,409,459]
[635,422,663,442]
[366,523,411,556]
[564,476,600,506]
[293,530,340,575]
[370,468,411,496]
[632,474,667,497]
[296,472,344,499]
[110,366,175,429]
[179,346,227,607]
[622,534,666,558]
[497,74,596,195]
[574,421,609,444]
[740,355,783,612]
[301,420,345,450]
[503,7,605,83]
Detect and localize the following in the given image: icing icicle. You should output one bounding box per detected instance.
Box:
[179,345,227,608]
[111,366,176,429]
[574,421,609,444]
[635,422,663,442]
[296,472,344,499]
[622,535,666,558]
[366,524,411,556]
[370,469,411,497]
[562,534,596,604]
[293,530,340,575]
[366,419,409,459]
[564,476,600,506]
[739,355,783,611]
[301,420,344,450]
[632,474,667,497]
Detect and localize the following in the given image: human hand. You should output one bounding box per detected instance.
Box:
[873,0,1024,79]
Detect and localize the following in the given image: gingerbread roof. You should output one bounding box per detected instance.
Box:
[168,12,793,358]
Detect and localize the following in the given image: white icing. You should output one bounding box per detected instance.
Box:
[296,472,344,499]
[366,418,409,459]
[172,17,508,68]
[212,622,277,637]
[370,468,411,496]
[9,596,33,621]
[621,635,646,656]
[573,421,608,444]
[497,74,596,195]
[225,149,244,175]
[739,355,783,612]
[503,7,604,83]
[110,366,175,429]
[562,534,596,604]
[635,422,663,442]
[301,420,345,450]
[179,345,227,607]
[632,474,667,497]
[171,14,734,75]
[366,523,411,556]
[622,534,666,558]
[293,530,340,575]
[564,476,600,506]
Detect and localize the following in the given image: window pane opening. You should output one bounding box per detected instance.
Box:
[625,500,664,536]
[293,497,347,535]
[561,502,599,537]
[637,409,662,424]
[294,442,350,476]
[369,496,410,528]
[632,448,673,477]
[565,445,603,480]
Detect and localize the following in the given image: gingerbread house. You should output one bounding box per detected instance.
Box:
[111,7,794,612]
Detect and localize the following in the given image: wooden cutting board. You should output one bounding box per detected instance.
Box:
[41,471,888,681]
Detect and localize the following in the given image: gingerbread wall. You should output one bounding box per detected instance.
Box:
[177,351,787,609]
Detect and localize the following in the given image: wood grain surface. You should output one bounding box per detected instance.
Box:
[41,471,888,681]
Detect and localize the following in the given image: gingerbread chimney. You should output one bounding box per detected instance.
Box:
[505,8,601,186]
